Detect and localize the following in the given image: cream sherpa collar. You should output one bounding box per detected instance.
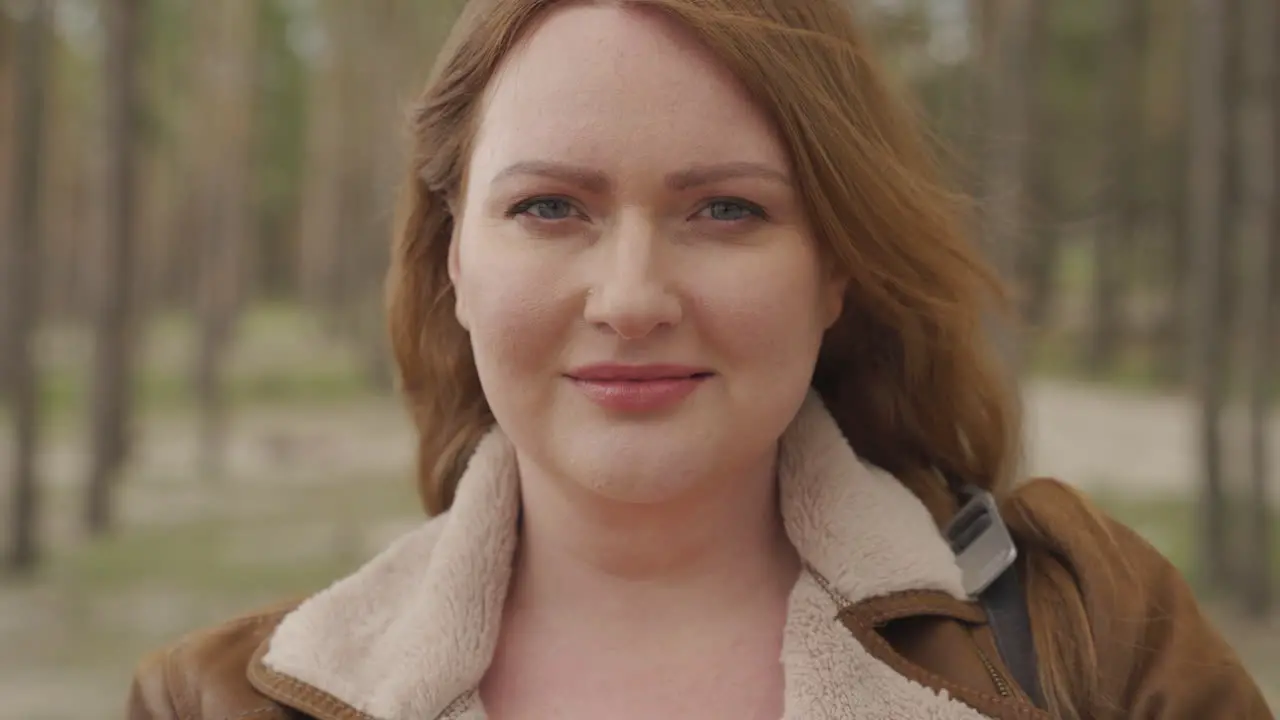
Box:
[262,393,988,719]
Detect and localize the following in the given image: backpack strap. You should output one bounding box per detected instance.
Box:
[943,484,1045,708]
[977,556,1046,708]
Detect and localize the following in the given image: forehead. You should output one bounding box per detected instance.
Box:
[469,3,789,180]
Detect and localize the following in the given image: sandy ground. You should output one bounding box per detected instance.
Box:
[0,378,1276,718]
[1025,378,1280,503]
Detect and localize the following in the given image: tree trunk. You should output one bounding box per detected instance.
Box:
[1159,93,1192,381]
[152,15,201,312]
[1016,0,1056,333]
[0,9,15,401]
[1238,0,1277,618]
[1152,0,1194,384]
[193,0,257,481]
[296,1,345,333]
[975,0,1041,370]
[297,0,397,390]
[86,0,147,537]
[352,0,403,392]
[1219,0,1250,590]
[1187,0,1232,591]
[1219,0,1244,335]
[5,0,52,574]
[1088,0,1145,375]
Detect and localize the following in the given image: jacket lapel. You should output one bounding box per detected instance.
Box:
[261,429,521,719]
[775,397,988,718]
[256,393,993,719]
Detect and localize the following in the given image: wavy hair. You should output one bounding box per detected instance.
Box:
[386,1,1096,716]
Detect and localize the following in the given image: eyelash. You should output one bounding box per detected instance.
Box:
[505,196,580,221]
[698,198,769,222]
[505,196,769,224]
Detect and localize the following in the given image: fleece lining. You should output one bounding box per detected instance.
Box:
[263,393,990,719]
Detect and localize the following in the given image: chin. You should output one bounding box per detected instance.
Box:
[559,427,740,505]
[584,467,706,505]
[501,389,803,505]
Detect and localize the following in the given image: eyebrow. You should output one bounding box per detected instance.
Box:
[491,161,610,193]
[489,160,793,193]
[666,162,792,191]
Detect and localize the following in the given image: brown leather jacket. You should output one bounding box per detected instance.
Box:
[126,480,1272,720]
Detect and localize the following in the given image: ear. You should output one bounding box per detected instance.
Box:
[821,275,847,330]
[447,211,470,332]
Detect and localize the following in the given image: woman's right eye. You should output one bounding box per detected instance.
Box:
[510,197,576,221]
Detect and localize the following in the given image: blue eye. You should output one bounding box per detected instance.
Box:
[700,199,765,222]
[512,197,575,220]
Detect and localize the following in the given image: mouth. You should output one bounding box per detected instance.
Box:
[564,364,714,412]
[564,364,716,382]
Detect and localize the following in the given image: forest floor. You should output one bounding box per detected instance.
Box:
[1,344,1277,718]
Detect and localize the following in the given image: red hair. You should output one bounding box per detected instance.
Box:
[386,2,1094,716]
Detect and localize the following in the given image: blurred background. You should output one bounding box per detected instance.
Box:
[0,0,1277,716]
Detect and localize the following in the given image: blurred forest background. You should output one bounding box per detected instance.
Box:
[0,0,1277,716]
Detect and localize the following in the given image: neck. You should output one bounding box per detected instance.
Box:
[508,446,799,624]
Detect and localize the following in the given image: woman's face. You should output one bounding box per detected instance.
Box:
[451,3,844,502]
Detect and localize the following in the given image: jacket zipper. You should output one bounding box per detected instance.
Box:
[805,562,852,612]
[810,562,1016,702]
[973,643,1013,698]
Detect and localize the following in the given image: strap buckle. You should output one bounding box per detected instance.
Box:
[943,486,1018,598]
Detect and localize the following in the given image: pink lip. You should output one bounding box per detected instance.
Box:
[566,364,713,413]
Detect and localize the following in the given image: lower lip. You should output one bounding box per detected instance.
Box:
[570,376,707,412]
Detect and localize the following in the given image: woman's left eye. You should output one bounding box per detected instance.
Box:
[511,197,577,221]
[697,199,766,222]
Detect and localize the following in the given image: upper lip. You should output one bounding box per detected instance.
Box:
[566,363,714,381]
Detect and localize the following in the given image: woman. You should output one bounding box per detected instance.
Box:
[128,0,1271,718]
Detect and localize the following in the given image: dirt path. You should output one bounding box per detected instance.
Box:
[1025,378,1280,503]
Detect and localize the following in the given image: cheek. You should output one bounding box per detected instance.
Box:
[694,255,831,371]
[473,291,559,367]
[457,238,570,373]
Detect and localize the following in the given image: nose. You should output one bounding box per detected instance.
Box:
[583,221,682,339]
